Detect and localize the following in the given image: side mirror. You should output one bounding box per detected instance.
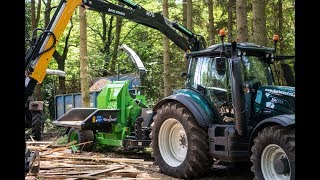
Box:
[215,57,226,75]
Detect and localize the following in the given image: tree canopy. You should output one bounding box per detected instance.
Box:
[25,0,295,120]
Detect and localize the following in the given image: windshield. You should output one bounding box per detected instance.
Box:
[241,55,274,85]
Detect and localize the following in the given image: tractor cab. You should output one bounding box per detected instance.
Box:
[185,43,275,121]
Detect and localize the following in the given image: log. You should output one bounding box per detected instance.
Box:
[41,155,153,165]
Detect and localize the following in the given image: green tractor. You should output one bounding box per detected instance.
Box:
[150,38,295,179]
[53,44,152,151]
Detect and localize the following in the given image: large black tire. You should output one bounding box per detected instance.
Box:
[151,101,213,179]
[31,111,44,141]
[250,126,295,180]
[68,128,94,151]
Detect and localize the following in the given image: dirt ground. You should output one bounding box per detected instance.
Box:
[25,132,254,180]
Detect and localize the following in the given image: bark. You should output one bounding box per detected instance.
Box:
[31,0,42,100]
[182,0,187,27]
[44,0,52,28]
[53,18,73,94]
[163,0,171,97]
[110,18,122,74]
[227,0,235,42]
[187,0,193,30]
[252,0,267,46]
[236,0,248,42]
[207,0,215,45]
[278,0,283,55]
[79,6,90,107]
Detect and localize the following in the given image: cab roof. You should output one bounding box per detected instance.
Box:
[187,42,275,57]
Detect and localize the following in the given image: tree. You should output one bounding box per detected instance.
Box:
[227,0,236,42]
[110,4,123,75]
[278,0,284,55]
[43,0,73,94]
[163,0,171,97]
[79,6,90,107]
[187,0,193,30]
[53,19,74,94]
[252,0,267,46]
[31,0,41,30]
[236,0,248,42]
[31,0,42,100]
[182,0,187,27]
[207,0,215,45]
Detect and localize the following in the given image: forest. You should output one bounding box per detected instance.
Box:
[25,0,295,120]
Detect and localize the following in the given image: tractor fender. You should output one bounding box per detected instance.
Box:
[153,94,220,127]
[249,114,295,151]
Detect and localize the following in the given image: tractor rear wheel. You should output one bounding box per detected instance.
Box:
[250,126,295,180]
[31,111,44,141]
[151,101,212,179]
[68,128,94,152]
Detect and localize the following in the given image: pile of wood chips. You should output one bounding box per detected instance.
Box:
[25,140,159,180]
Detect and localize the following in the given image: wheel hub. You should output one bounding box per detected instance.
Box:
[261,144,291,180]
[274,157,290,174]
[179,135,187,147]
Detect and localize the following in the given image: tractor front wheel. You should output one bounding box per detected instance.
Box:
[151,101,212,179]
[250,126,295,180]
[68,128,94,152]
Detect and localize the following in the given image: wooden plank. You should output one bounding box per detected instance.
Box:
[38,171,90,175]
[26,141,53,144]
[41,155,153,165]
[40,140,92,156]
[64,166,124,180]
[40,164,121,170]
[30,135,35,142]
[26,146,50,151]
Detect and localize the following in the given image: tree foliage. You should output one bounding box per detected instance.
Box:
[25,0,295,120]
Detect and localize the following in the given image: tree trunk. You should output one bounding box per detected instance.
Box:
[236,0,248,42]
[207,0,215,45]
[252,0,267,46]
[163,0,171,97]
[110,17,122,75]
[102,14,114,76]
[79,6,90,108]
[227,0,235,42]
[57,62,66,94]
[36,0,41,27]
[44,0,72,94]
[187,0,193,30]
[31,0,42,100]
[182,0,187,27]
[31,0,36,30]
[44,0,51,28]
[278,0,283,55]
[110,2,123,75]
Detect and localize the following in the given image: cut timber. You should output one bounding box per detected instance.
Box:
[64,166,124,180]
[26,141,53,144]
[41,155,153,165]
[106,166,141,178]
[26,145,50,151]
[40,140,92,155]
[30,135,35,142]
[40,164,113,170]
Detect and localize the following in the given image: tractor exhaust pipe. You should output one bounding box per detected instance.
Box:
[229,41,247,136]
